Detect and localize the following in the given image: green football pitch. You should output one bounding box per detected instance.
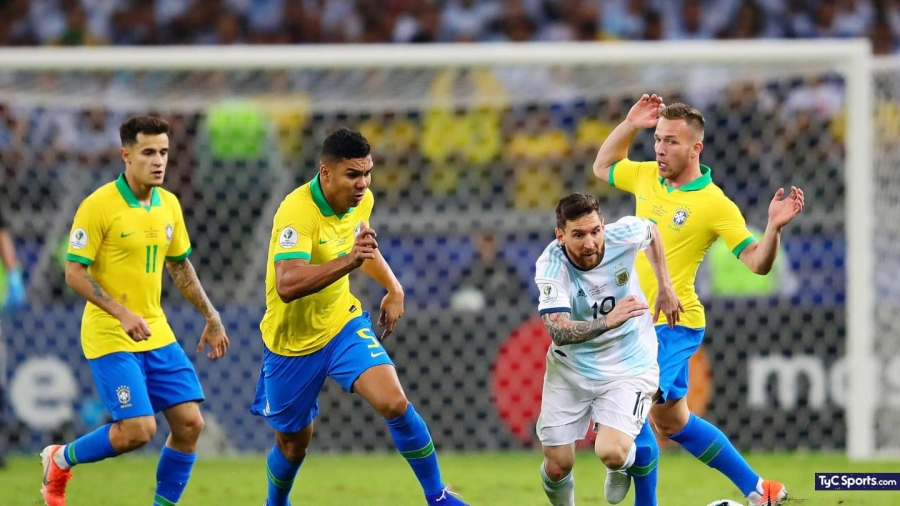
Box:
[1,450,897,505]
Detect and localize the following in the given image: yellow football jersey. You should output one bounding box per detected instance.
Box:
[260,175,373,356]
[66,174,192,359]
[609,159,755,328]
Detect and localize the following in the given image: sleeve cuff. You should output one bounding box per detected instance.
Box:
[66,253,93,266]
[274,251,311,262]
[165,246,192,262]
[539,307,570,316]
[608,159,621,187]
[732,236,757,258]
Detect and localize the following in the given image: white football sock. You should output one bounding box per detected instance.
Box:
[53,445,71,469]
[541,462,575,506]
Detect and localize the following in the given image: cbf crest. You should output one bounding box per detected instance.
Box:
[615,268,629,286]
[116,385,132,407]
[165,223,174,241]
[672,207,690,227]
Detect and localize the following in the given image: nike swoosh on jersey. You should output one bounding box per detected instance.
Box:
[370,351,386,358]
[639,195,648,200]
[120,232,136,238]
[318,238,329,244]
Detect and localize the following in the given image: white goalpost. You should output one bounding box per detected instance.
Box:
[0,40,882,458]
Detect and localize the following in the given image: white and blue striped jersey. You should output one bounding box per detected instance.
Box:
[534,216,658,381]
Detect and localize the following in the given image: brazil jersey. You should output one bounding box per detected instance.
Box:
[261,175,373,356]
[609,159,755,328]
[66,174,192,359]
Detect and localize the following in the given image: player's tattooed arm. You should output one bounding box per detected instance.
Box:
[166,258,219,322]
[85,274,112,302]
[541,311,610,346]
[64,261,130,320]
[167,258,230,358]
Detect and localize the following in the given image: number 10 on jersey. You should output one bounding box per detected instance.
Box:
[592,296,616,319]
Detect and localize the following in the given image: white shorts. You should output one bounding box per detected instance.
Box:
[536,356,659,446]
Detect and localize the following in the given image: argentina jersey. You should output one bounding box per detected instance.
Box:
[534,216,658,381]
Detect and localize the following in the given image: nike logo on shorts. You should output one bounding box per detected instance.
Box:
[371,351,385,358]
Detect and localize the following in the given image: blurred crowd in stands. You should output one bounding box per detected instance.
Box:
[0,0,881,309]
[0,0,898,54]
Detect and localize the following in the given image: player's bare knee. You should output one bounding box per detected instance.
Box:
[543,458,573,481]
[595,445,628,470]
[117,416,157,451]
[174,411,205,443]
[277,438,310,463]
[650,411,686,438]
[283,445,308,463]
[379,395,410,420]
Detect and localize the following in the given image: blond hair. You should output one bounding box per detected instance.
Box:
[660,103,705,140]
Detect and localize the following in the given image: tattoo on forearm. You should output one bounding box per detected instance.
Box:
[542,312,610,346]
[167,259,217,320]
[84,274,112,303]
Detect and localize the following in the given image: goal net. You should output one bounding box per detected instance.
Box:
[0,41,881,458]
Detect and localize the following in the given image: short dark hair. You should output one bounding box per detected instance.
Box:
[321,128,370,163]
[556,192,602,229]
[660,103,705,138]
[120,116,170,146]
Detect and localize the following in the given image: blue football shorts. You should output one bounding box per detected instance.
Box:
[87,342,205,421]
[655,325,706,403]
[250,312,395,433]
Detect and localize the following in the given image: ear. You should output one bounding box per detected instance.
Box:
[319,164,328,181]
[692,140,704,158]
[555,227,564,244]
[121,147,130,164]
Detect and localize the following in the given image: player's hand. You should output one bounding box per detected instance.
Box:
[348,223,378,269]
[626,94,666,129]
[197,313,229,360]
[768,186,805,230]
[377,289,404,341]
[120,311,152,342]
[605,295,648,329]
[654,283,685,329]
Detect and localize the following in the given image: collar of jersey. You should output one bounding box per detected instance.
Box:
[658,164,712,193]
[310,174,354,219]
[115,173,161,210]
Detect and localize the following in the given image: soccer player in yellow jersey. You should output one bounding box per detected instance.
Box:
[251,128,467,506]
[592,95,804,506]
[39,116,229,506]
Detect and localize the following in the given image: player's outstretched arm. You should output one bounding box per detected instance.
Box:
[592,93,665,182]
[274,223,378,303]
[359,248,404,340]
[643,223,684,327]
[166,258,229,359]
[65,261,152,341]
[738,186,805,275]
[541,296,648,347]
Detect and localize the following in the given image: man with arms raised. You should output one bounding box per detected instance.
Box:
[593,95,804,506]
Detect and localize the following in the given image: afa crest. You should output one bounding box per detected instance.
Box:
[116,385,131,406]
[672,207,690,227]
[615,268,629,286]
